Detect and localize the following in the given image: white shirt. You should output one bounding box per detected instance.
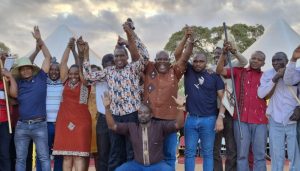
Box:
[95,81,109,114]
[258,68,298,125]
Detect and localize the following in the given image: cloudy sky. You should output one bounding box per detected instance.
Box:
[1,0,300,59]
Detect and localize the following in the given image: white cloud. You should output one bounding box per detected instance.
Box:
[0,0,300,59]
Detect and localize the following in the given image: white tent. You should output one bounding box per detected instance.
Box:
[27,25,102,67]
[242,19,300,70]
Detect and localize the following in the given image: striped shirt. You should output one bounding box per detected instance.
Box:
[46,77,63,122]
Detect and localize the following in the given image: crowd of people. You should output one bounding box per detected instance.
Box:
[1,18,300,171]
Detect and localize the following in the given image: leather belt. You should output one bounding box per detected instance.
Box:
[20,118,46,124]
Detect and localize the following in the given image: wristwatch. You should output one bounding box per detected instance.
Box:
[218,113,225,119]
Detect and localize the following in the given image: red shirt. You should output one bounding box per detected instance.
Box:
[226,67,268,124]
[0,81,8,122]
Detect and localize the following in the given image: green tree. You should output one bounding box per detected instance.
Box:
[0,42,10,53]
[164,24,264,63]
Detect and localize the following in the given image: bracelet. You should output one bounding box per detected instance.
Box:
[218,113,225,118]
[177,106,185,110]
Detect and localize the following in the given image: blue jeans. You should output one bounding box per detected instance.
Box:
[163,131,177,171]
[184,114,216,171]
[297,121,300,150]
[36,122,63,171]
[0,122,11,171]
[116,160,172,171]
[234,121,267,171]
[269,117,300,171]
[14,121,50,171]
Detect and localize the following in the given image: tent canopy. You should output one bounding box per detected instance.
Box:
[242,19,300,70]
[26,25,102,67]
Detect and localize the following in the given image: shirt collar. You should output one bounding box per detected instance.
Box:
[47,77,62,85]
[246,67,262,73]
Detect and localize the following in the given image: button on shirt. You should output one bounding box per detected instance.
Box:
[226,67,267,124]
[143,62,185,120]
[83,58,146,116]
[258,68,298,125]
[17,70,47,120]
[115,120,177,165]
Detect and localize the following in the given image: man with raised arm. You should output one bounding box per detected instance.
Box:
[103,91,185,171]
[141,26,194,170]
[283,45,300,153]
[258,52,300,170]
[0,51,14,171]
[2,26,51,171]
[82,21,147,170]
[216,46,268,171]
[211,42,248,171]
[120,24,194,170]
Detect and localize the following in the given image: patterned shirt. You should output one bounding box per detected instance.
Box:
[226,67,268,124]
[83,57,146,115]
[143,62,185,120]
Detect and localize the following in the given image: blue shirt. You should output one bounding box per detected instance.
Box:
[184,63,224,116]
[17,70,47,120]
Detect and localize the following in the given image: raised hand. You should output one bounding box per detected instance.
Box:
[68,37,76,50]
[292,45,300,61]
[184,25,193,37]
[127,18,135,30]
[117,36,128,47]
[122,21,133,36]
[172,95,187,107]
[1,69,13,80]
[0,52,8,62]
[83,42,89,58]
[76,36,85,55]
[101,91,111,108]
[223,41,236,55]
[31,26,42,40]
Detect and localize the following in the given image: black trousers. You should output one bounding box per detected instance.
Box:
[96,113,110,171]
[0,122,11,171]
[108,111,138,171]
[213,111,237,171]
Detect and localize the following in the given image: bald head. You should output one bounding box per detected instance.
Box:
[155,50,169,60]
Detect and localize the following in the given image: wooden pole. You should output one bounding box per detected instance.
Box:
[0,59,12,134]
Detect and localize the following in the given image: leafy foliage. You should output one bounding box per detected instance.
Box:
[164,24,264,63]
[0,42,10,53]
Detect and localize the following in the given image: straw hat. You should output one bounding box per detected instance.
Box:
[11,57,40,78]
